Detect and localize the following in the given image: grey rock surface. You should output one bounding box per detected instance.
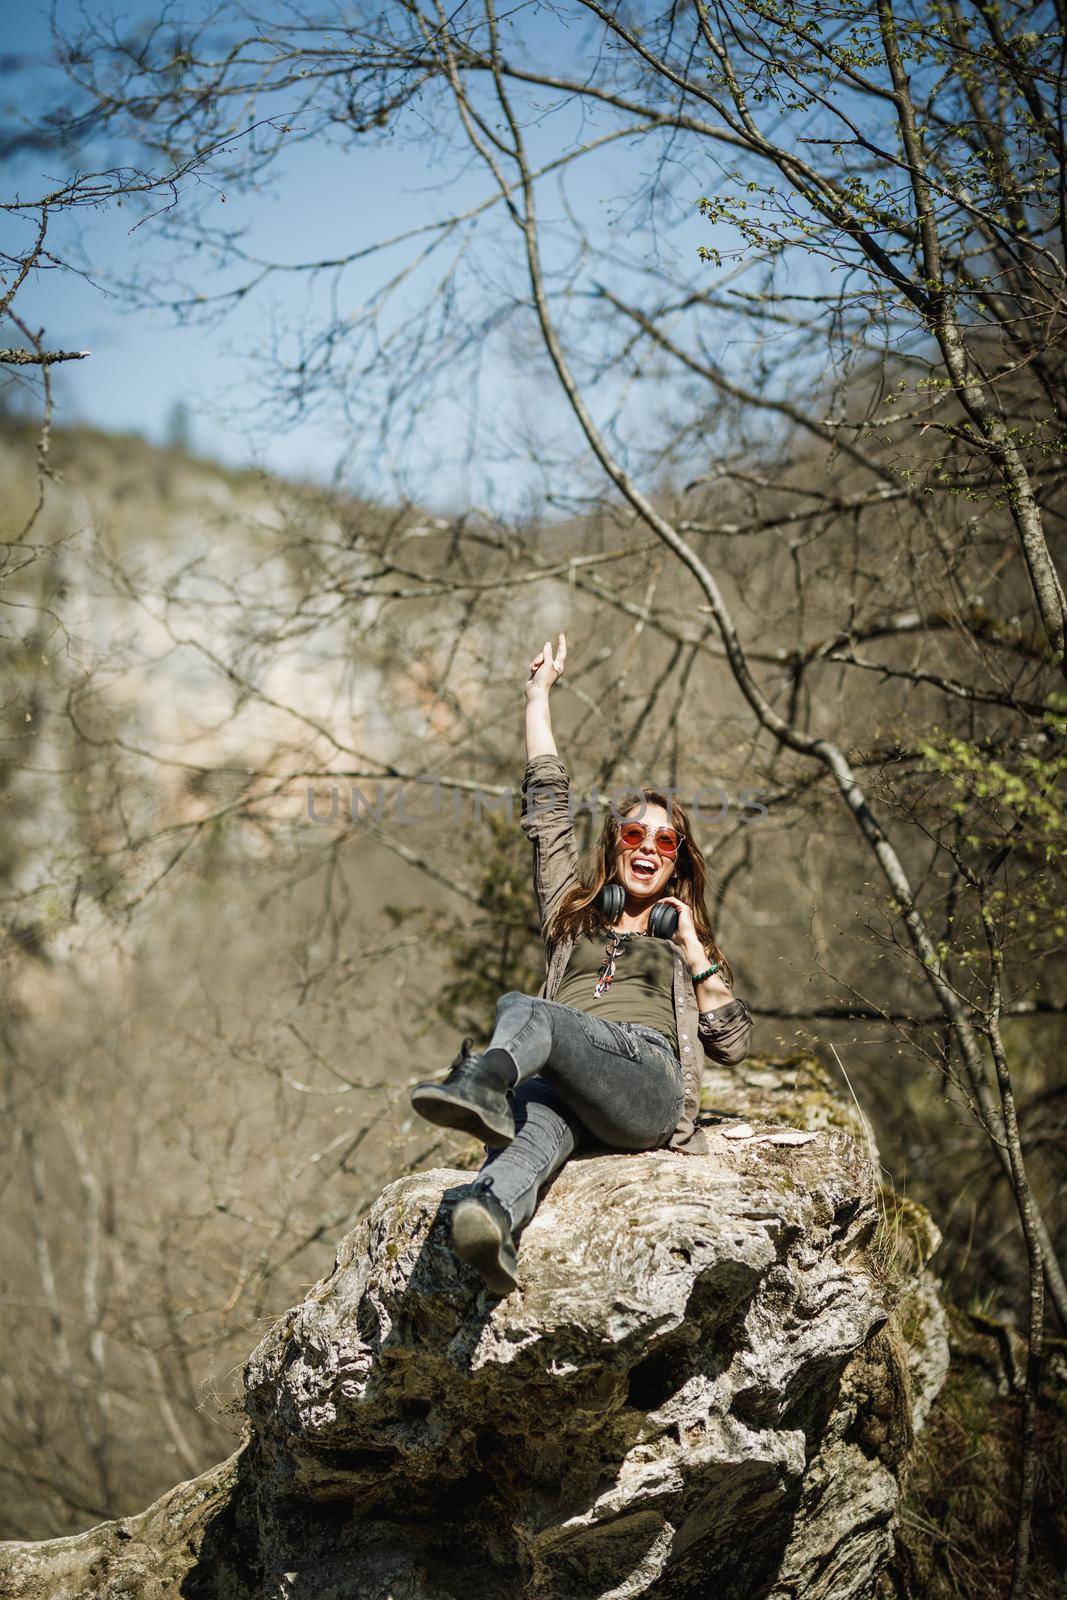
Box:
[0,1056,949,1600]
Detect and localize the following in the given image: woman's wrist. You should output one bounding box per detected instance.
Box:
[684,943,732,1004]
[682,941,708,975]
[690,961,720,985]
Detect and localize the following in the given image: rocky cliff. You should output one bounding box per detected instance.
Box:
[0,1054,949,1600]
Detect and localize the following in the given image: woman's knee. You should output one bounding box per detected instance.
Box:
[494,991,552,1044]
[495,989,537,1015]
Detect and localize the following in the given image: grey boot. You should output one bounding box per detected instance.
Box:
[410,1037,517,1149]
[450,1180,520,1296]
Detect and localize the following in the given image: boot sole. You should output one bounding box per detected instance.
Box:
[451,1198,520,1296]
[410,1083,515,1149]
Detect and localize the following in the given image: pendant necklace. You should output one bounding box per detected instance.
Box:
[593,928,648,997]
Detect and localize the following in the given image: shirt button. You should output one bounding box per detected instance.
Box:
[683,1045,692,1054]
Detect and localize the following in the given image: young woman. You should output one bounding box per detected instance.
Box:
[410,632,753,1295]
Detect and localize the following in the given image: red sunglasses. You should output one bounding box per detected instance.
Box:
[618,821,684,857]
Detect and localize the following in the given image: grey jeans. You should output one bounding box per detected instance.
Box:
[471,991,685,1233]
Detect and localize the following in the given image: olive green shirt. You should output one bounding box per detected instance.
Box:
[555,932,679,1055]
[520,753,754,1155]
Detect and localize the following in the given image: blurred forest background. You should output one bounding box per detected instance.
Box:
[2,1,1066,1594]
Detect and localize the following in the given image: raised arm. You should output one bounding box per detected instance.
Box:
[520,634,578,939]
[524,634,566,760]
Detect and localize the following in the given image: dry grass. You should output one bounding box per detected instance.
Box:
[883,1303,1067,1600]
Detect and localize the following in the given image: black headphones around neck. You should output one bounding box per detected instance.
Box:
[596,882,679,940]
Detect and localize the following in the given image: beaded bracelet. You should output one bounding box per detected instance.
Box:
[691,961,720,985]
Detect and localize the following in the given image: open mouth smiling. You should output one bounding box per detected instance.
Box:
[629,858,660,881]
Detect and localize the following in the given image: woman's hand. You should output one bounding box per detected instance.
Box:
[526,633,566,699]
[657,896,706,970]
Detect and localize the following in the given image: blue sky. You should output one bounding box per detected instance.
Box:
[2,1,816,515]
[5,4,500,504]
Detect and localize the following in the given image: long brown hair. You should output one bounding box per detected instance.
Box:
[548,787,735,987]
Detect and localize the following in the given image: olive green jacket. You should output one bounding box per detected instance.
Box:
[520,753,754,1155]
